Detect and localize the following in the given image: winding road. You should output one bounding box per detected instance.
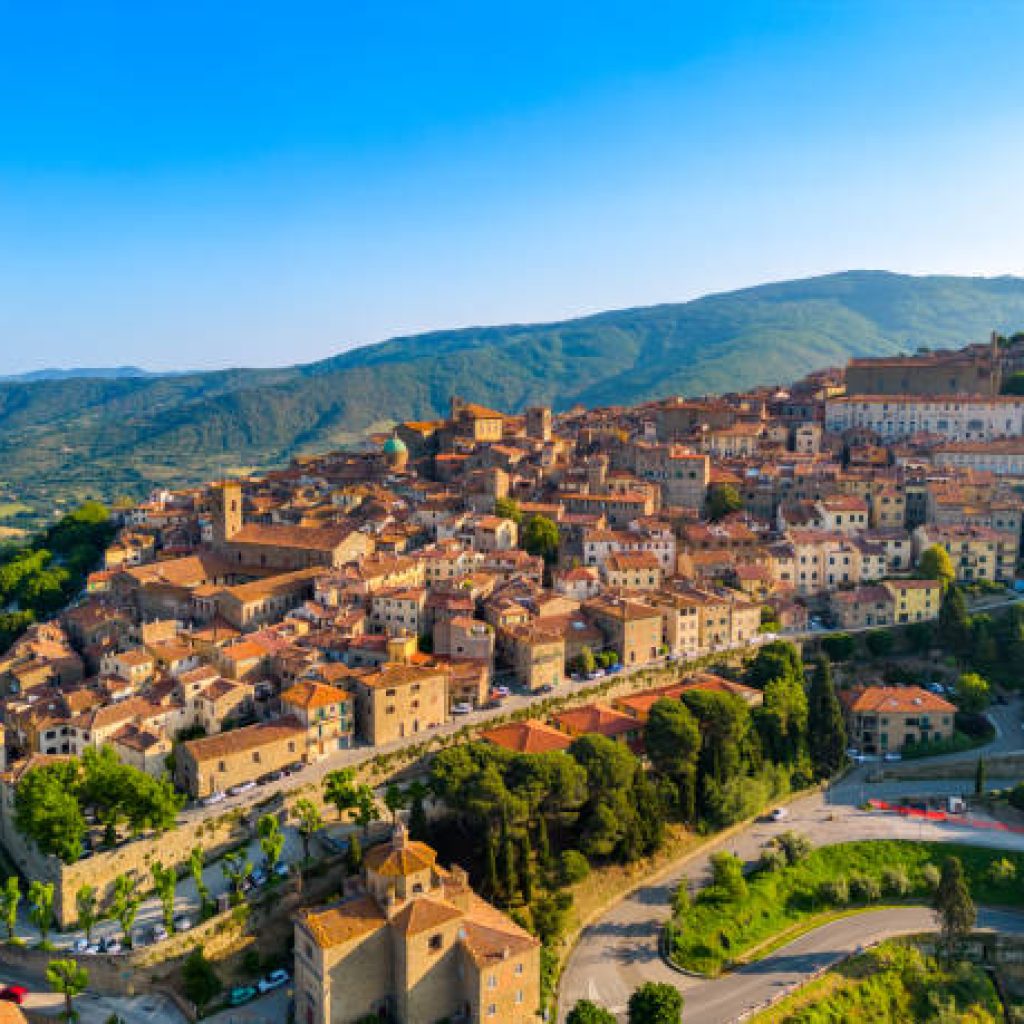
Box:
[557,790,1024,1022]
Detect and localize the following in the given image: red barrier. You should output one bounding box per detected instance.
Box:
[868,800,1024,835]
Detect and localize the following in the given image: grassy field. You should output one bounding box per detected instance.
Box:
[669,841,1024,976]
[749,940,1001,1023]
[0,502,31,518]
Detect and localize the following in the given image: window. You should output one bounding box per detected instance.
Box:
[429,934,443,951]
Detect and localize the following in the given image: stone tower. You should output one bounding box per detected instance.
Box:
[210,480,243,547]
[526,406,552,442]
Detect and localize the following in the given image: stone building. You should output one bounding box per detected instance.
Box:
[294,824,540,1024]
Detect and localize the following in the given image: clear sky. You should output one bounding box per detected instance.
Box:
[2,0,1023,373]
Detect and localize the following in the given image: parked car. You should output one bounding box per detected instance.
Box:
[770,807,788,822]
[273,862,289,879]
[491,686,511,699]
[228,781,257,797]
[883,751,902,762]
[256,770,285,785]
[247,867,269,889]
[317,832,349,855]
[451,702,473,715]
[0,986,27,1005]
[72,937,89,953]
[101,938,122,954]
[174,916,193,932]
[229,986,258,1007]
[607,663,622,674]
[536,684,554,694]
[258,969,291,994]
[203,790,227,807]
[283,761,305,775]
[152,924,168,943]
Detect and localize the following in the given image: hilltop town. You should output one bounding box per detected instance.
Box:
[2,335,1024,1023]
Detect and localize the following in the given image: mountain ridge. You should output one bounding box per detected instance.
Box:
[4,270,1024,517]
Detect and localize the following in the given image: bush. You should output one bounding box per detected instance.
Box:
[882,867,910,898]
[849,874,881,902]
[987,858,1017,884]
[775,831,812,866]
[818,877,849,905]
[921,864,941,891]
[710,852,747,902]
[758,846,787,873]
[560,850,590,886]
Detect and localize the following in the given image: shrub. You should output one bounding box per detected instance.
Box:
[987,858,1017,884]
[775,831,812,866]
[758,846,787,873]
[882,867,910,898]
[921,864,941,891]
[710,852,747,902]
[818,877,849,905]
[849,874,881,902]
[560,850,590,886]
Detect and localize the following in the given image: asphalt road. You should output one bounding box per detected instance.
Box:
[557,791,1024,1023]
[680,906,1024,1024]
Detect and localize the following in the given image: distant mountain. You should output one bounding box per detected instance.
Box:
[4,270,1024,512]
[0,366,160,382]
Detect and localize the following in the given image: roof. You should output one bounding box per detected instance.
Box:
[363,838,437,877]
[230,523,357,552]
[480,719,572,754]
[182,716,305,763]
[849,685,956,715]
[299,894,387,948]
[281,679,350,710]
[679,672,764,706]
[390,896,464,936]
[552,702,639,738]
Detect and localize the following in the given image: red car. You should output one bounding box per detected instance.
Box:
[0,986,27,1005]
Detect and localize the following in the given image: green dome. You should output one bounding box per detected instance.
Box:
[383,436,407,455]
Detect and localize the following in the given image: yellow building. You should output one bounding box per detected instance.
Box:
[881,578,942,624]
[294,824,540,1024]
[350,663,449,745]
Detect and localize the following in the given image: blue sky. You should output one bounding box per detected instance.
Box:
[1,1,1023,372]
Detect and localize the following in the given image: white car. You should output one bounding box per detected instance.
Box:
[883,752,902,762]
[770,807,788,822]
[452,702,473,715]
[258,969,290,994]
[203,791,227,807]
[174,916,193,932]
[228,781,257,796]
[72,937,89,953]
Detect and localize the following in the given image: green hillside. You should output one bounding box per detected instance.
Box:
[4,270,1024,517]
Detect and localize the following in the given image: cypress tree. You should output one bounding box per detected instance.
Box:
[482,830,499,901]
[518,832,535,905]
[535,816,552,878]
[409,792,429,842]
[500,826,517,907]
[975,757,987,796]
[807,655,847,778]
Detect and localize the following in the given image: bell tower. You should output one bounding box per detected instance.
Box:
[211,481,243,547]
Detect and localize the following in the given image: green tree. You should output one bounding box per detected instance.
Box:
[864,629,894,658]
[182,946,222,1011]
[494,497,523,525]
[345,834,363,876]
[905,620,934,654]
[384,783,409,825]
[807,655,847,778]
[919,544,955,589]
[407,781,430,842]
[75,884,98,944]
[758,674,808,764]
[28,880,55,946]
[482,831,499,900]
[257,814,285,874]
[820,632,856,663]
[46,958,89,1022]
[151,860,177,933]
[14,761,85,863]
[517,831,535,905]
[567,1000,617,1024]
[523,514,559,563]
[975,757,987,797]
[354,787,381,837]
[707,485,742,522]
[221,850,251,904]
[0,877,20,942]
[293,799,324,866]
[627,981,683,1024]
[955,672,990,714]
[939,586,972,664]
[746,640,803,689]
[110,873,140,947]
[574,646,597,677]
[933,855,976,960]
[323,768,360,820]
[710,851,747,902]
[189,845,210,916]
[645,699,700,821]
